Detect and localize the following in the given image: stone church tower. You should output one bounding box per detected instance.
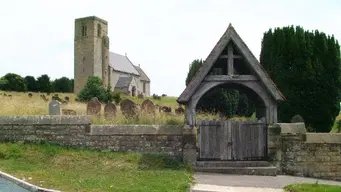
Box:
[74,16,110,94]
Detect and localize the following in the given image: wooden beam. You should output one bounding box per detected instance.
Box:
[227,44,234,75]
[204,75,258,82]
[219,55,243,59]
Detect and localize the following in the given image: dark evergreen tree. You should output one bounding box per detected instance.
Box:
[52,77,73,93]
[36,74,52,93]
[186,59,204,86]
[24,76,37,92]
[260,26,341,132]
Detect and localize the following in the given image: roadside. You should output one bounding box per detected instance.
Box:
[191,172,341,192]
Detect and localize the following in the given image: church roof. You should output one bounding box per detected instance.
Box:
[177,24,285,104]
[109,52,140,75]
[133,65,150,82]
[115,76,133,88]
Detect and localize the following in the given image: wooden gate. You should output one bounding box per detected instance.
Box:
[197,119,267,161]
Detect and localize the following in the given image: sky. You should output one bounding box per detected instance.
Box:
[0,0,340,97]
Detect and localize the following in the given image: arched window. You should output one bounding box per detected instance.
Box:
[97,24,101,37]
[81,24,87,36]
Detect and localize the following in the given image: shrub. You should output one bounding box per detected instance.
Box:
[291,114,305,123]
[336,120,341,133]
[76,76,113,103]
[112,91,122,105]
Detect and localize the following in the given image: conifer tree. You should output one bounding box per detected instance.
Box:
[260,26,341,132]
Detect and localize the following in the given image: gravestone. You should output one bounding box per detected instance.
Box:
[49,100,61,115]
[120,99,138,118]
[104,102,117,121]
[141,99,155,114]
[160,106,172,113]
[291,114,304,123]
[87,97,101,117]
[175,106,185,115]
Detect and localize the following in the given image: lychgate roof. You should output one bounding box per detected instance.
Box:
[177,24,285,104]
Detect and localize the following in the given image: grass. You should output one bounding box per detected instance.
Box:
[0,142,193,192]
[284,183,341,192]
[330,113,341,132]
[0,91,253,125]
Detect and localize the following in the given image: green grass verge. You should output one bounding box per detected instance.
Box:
[0,142,193,192]
[284,183,341,192]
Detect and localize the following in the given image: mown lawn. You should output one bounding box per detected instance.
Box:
[284,183,341,192]
[0,142,193,192]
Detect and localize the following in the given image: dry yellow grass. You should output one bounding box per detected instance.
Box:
[0,91,84,116]
[0,91,241,125]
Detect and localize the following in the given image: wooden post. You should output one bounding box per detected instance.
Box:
[227,44,234,75]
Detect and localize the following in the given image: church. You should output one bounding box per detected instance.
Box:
[73,16,151,96]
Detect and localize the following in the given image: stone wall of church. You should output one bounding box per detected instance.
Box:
[74,16,108,94]
[136,80,150,97]
[110,70,148,96]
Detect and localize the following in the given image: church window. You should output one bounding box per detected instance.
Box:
[83,68,85,72]
[97,24,102,37]
[81,25,87,36]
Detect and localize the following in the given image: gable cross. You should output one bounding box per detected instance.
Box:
[219,43,243,75]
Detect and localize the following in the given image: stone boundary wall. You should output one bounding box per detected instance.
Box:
[0,116,196,161]
[270,122,341,181]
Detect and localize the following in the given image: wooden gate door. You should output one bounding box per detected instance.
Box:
[197,119,267,161]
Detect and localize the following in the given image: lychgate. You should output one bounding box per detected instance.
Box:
[177,24,285,165]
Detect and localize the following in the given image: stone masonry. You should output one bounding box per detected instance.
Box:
[269,122,341,181]
[74,16,109,94]
[2,115,341,181]
[0,116,195,160]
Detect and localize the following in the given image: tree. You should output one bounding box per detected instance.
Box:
[36,74,52,93]
[77,76,113,103]
[0,73,26,91]
[24,76,37,92]
[70,78,74,92]
[52,77,73,93]
[186,59,204,86]
[260,25,341,132]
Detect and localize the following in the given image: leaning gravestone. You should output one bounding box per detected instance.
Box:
[49,100,61,115]
[141,99,155,114]
[104,102,117,121]
[120,99,138,118]
[87,97,101,117]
